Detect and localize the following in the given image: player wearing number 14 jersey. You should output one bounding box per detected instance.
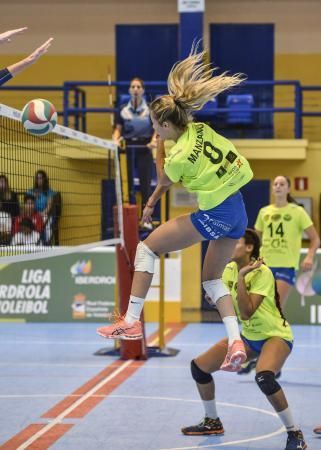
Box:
[255,175,320,309]
[97,43,253,371]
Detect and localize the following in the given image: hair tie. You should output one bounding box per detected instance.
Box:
[173,97,183,107]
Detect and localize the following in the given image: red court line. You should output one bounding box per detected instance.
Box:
[63,361,145,419]
[0,424,73,450]
[44,323,184,419]
[1,324,185,450]
[42,359,127,418]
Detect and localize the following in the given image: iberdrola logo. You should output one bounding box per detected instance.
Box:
[70,260,92,276]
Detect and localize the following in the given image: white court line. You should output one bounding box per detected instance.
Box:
[0,363,320,371]
[148,327,171,347]
[0,340,107,345]
[172,342,321,348]
[109,395,279,417]
[99,395,286,450]
[3,393,285,449]
[15,359,133,450]
[158,427,284,450]
[13,328,173,449]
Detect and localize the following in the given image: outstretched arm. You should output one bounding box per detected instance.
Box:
[0,27,27,44]
[7,38,53,77]
[142,140,173,223]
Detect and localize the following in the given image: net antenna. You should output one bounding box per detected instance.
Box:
[107,66,114,128]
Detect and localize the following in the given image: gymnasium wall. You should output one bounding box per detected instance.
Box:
[2,0,321,313]
[2,1,321,139]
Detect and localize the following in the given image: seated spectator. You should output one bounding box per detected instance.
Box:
[12,194,44,235]
[0,209,12,245]
[27,170,56,244]
[0,174,20,218]
[28,170,55,215]
[11,218,42,246]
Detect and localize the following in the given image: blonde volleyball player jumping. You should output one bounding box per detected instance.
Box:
[98,44,253,371]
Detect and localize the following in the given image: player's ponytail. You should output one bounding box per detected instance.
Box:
[282,176,299,204]
[150,42,245,129]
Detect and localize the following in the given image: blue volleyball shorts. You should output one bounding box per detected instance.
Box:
[190,191,248,240]
[241,334,293,354]
[270,267,296,286]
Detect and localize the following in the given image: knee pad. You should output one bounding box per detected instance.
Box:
[191,360,213,384]
[134,241,158,274]
[202,279,230,305]
[255,370,281,396]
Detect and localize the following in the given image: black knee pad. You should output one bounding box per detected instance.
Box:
[191,360,213,384]
[255,370,281,396]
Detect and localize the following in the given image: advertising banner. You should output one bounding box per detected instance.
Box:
[0,249,115,322]
[285,249,321,325]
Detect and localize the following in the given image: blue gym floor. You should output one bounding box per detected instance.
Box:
[0,323,320,450]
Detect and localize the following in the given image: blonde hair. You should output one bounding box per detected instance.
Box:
[150,43,246,129]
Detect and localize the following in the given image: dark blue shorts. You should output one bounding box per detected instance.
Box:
[190,191,248,241]
[270,267,296,286]
[241,334,293,354]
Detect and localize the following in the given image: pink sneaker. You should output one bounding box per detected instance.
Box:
[220,339,247,372]
[97,318,143,340]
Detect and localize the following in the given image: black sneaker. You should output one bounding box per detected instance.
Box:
[285,430,307,449]
[181,417,224,436]
[237,359,257,375]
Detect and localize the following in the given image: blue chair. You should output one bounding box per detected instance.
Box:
[195,98,218,120]
[226,94,254,125]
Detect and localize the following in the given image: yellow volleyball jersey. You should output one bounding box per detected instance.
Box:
[255,203,313,269]
[164,122,253,210]
[222,261,293,341]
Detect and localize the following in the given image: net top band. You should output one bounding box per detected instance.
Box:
[0,103,117,152]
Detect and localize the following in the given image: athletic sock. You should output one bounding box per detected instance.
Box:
[222,316,241,345]
[124,295,145,324]
[277,407,298,432]
[202,399,218,420]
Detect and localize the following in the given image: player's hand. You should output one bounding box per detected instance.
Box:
[239,257,264,277]
[113,136,125,149]
[301,256,313,272]
[141,204,154,224]
[147,139,157,150]
[25,38,53,64]
[0,27,28,44]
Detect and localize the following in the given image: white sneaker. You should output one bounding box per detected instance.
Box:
[142,222,153,230]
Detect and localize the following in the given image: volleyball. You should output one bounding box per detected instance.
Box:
[21,98,57,136]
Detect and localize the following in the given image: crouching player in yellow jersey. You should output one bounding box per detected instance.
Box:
[98,44,253,371]
[182,229,307,450]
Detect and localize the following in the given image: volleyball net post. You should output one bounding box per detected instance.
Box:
[0,102,178,359]
[147,194,179,358]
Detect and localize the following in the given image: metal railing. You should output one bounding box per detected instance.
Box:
[2,80,321,139]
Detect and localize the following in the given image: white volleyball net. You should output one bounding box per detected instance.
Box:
[0,103,123,264]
